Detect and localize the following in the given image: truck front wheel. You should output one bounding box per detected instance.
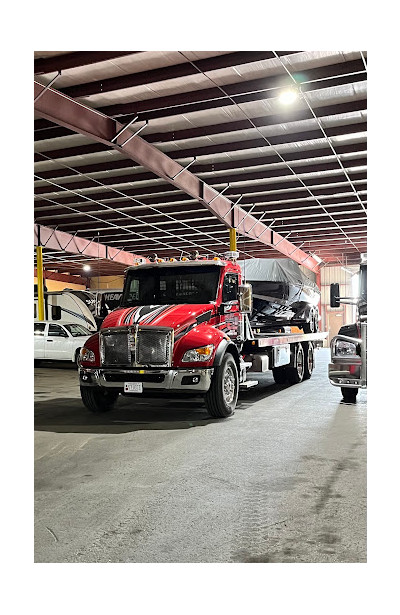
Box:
[341,387,358,403]
[80,386,119,413]
[205,353,238,418]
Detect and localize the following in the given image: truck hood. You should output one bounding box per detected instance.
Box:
[101,304,215,334]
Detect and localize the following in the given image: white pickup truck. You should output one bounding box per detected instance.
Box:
[34,321,92,366]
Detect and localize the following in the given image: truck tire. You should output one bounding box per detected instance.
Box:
[272,366,287,384]
[205,353,238,418]
[303,308,317,333]
[302,342,314,380]
[341,387,358,403]
[314,309,319,333]
[286,343,305,384]
[80,386,119,413]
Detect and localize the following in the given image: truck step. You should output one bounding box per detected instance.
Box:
[240,380,259,389]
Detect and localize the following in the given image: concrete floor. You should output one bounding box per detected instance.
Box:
[34,348,367,563]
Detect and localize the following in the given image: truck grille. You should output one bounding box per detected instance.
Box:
[102,330,131,366]
[101,326,172,367]
[136,328,172,366]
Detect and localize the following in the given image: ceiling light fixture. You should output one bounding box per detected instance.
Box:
[83,264,91,272]
[278,89,298,105]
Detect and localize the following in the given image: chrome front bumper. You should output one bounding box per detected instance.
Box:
[79,367,214,393]
[328,361,366,389]
[329,332,367,389]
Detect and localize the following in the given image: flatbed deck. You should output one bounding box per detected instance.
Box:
[244,331,328,351]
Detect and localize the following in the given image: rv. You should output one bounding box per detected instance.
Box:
[34,290,97,332]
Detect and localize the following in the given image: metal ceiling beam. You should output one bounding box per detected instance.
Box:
[34,58,366,133]
[34,81,320,272]
[58,52,282,99]
[33,121,366,164]
[34,143,367,181]
[33,174,367,210]
[34,98,367,142]
[33,132,367,163]
[34,51,140,75]
[34,224,145,265]
[34,157,367,196]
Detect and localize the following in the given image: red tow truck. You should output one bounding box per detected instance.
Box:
[79,254,327,418]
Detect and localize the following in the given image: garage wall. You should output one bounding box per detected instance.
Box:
[89,276,125,290]
[320,265,358,346]
[34,277,86,291]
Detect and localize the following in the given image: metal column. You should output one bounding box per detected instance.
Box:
[229,227,237,252]
[36,245,45,321]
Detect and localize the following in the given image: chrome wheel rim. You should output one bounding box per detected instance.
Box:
[223,365,236,405]
[297,347,304,378]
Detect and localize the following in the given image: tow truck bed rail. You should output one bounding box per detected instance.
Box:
[244,331,328,352]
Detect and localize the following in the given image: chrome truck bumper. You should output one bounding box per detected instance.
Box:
[328,328,367,389]
[328,362,366,389]
[79,367,214,393]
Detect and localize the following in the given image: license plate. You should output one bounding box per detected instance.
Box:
[124,382,143,393]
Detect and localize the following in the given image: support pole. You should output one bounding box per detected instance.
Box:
[229,227,237,252]
[36,245,45,321]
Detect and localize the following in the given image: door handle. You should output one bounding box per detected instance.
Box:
[46,340,53,342]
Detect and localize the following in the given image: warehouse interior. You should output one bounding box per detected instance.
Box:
[33,49,370,580]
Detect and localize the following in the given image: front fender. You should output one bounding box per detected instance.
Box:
[80,332,101,367]
[174,325,231,367]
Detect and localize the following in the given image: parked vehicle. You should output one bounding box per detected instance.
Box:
[328,257,367,402]
[34,321,93,365]
[65,289,123,328]
[79,254,327,418]
[34,291,97,332]
[238,258,320,332]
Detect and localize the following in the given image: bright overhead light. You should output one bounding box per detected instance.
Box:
[278,89,298,105]
[83,264,91,272]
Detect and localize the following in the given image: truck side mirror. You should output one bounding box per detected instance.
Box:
[330,283,340,308]
[239,283,253,313]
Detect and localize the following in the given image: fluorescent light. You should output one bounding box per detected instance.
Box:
[310,253,322,264]
[278,89,298,105]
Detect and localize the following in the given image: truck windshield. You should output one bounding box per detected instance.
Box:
[121,265,221,306]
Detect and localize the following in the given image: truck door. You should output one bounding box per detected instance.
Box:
[34,322,46,358]
[45,323,69,360]
[221,272,240,339]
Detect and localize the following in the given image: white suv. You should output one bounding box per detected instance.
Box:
[34,321,93,366]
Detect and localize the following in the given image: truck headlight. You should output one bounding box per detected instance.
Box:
[334,340,358,357]
[182,344,214,362]
[80,347,96,363]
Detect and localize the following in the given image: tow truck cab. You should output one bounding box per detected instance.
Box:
[79,258,253,418]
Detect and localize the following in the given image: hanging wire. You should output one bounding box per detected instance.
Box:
[272,51,367,215]
[34,152,257,259]
[177,51,364,256]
